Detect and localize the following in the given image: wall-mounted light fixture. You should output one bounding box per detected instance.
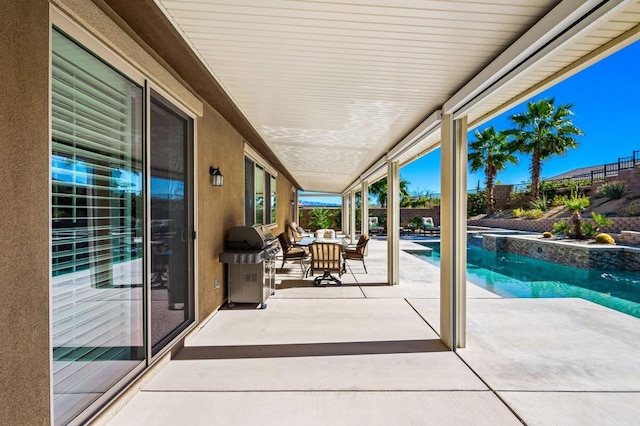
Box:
[209,166,224,187]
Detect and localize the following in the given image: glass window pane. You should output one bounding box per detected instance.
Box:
[51,28,144,425]
[270,175,277,224]
[244,158,255,225]
[264,173,271,224]
[255,165,264,224]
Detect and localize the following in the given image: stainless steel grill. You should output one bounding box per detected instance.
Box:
[219,225,280,309]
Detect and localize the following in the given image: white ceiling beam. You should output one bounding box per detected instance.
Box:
[387,110,442,161]
[342,156,388,196]
[443,0,632,117]
[342,109,443,194]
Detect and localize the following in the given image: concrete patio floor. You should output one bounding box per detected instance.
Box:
[103,238,640,425]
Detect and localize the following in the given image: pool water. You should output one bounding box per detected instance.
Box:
[412,243,640,318]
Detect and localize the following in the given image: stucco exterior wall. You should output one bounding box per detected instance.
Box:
[196,103,246,321]
[0,2,52,425]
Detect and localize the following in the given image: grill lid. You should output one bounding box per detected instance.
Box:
[226,224,275,250]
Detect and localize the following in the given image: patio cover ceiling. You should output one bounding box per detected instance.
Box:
[106,0,640,193]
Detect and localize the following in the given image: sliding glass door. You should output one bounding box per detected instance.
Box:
[150,94,194,353]
[51,28,145,425]
[51,27,194,425]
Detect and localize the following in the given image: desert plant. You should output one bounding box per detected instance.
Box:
[552,220,569,235]
[529,194,548,212]
[595,233,616,244]
[591,212,612,232]
[581,222,597,239]
[597,181,629,200]
[512,207,526,218]
[564,195,590,239]
[524,209,545,219]
[542,232,552,238]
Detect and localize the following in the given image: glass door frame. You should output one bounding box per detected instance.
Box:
[146,85,197,362]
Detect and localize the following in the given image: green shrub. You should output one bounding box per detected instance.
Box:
[624,200,640,217]
[581,222,597,239]
[597,181,629,200]
[539,180,560,201]
[595,233,615,244]
[552,220,568,234]
[507,191,527,209]
[309,208,336,229]
[542,232,552,238]
[565,195,590,212]
[467,190,487,217]
[409,216,423,230]
[524,209,544,219]
[512,207,526,218]
[551,195,568,207]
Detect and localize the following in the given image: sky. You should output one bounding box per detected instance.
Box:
[402,40,640,197]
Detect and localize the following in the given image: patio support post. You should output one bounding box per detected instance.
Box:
[387,159,400,286]
[341,194,348,236]
[294,190,299,225]
[361,180,369,237]
[440,114,468,349]
[350,189,357,243]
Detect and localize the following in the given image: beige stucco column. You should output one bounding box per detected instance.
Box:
[361,180,369,237]
[440,114,468,349]
[1,2,52,424]
[387,160,400,285]
[341,194,348,236]
[349,189,357,243]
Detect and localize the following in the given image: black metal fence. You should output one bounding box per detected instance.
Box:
[545,149,640,187]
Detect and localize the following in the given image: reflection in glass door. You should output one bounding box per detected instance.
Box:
[150,95,193,353]
[51,28,145,425]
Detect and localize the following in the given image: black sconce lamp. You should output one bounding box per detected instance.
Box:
[209,166,224,187]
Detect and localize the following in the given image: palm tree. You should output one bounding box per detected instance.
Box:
[468,126,518,215]
[368,176,411,208]
[507,98,583,200]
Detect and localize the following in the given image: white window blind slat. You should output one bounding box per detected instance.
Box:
[51,28,145,425]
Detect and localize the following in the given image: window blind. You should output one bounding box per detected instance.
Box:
[51,28,144,425]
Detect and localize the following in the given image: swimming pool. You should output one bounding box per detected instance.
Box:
[411,243,640,318]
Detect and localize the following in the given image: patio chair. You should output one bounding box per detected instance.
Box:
[343,234,370,273]
[368,216,385,236]
[314,228,336,239]
[421,217,440,236]
[306,242,343,286]
[288,221,312,242]
[277,232,309,272]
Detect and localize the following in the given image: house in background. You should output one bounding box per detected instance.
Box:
[2,1,639,424]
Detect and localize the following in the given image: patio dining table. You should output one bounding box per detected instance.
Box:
[296,236,350,247]
[295,236,351,284]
